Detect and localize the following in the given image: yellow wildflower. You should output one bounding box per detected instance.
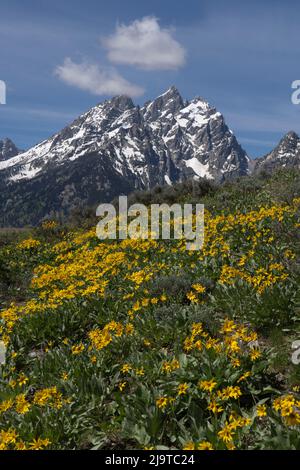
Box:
[199,379,217,393]
[198,441,213,450]
[177,383,189,396]
[256,404,267,417]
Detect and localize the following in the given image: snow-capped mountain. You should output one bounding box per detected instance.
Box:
[0,87,249,185]
[255,131,300,173]
[0,138,20,161]
[0,87,252,225]
[141,87,250,181]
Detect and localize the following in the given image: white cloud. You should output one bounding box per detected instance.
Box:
[55,58,144,97]
[102,16,186,70]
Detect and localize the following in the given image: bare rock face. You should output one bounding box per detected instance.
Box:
[0,87,254,225]
[0,138,20,161]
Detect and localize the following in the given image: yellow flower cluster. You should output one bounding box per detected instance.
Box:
[0,428,50,450]
[41,220,58,230]
[1,199,298,347]
[33,387,64,409]
[0,386,66,418]
[184,319,258,362]
[88,321,134,351]
[17,238,41,250]
[273,395,300,425]
[218,414,251,448]
[183,441,213,450]
[162,358,180,373]
[186,283,206,303]
[219,263,288,294]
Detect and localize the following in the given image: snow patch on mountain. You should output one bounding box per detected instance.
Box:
[185,157,213,179]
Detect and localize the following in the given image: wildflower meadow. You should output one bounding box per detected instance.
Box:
[0,171,299,450]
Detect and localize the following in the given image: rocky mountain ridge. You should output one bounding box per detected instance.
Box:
[0,87,299,225]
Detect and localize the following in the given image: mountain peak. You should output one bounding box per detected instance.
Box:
[160,85,181,97]
[0,138,20,161]
[90,95,134,114]
[141,86,184,122]
[282,130,299,141]
[275,130,300,151]
[188,96,213,113]
[254,130,300,173]
[107,94,134,110]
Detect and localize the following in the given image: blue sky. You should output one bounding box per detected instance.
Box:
[0,0,299,157]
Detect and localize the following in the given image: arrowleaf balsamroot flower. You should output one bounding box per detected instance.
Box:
[199,379,217,393]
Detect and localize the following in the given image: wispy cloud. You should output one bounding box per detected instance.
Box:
[226,106,300,134]
[55,58,144,97]
[102,16,186,70]
[4,105,78,121]
[238,137,278,147]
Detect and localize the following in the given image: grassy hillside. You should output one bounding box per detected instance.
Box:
[0,170,300,450]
